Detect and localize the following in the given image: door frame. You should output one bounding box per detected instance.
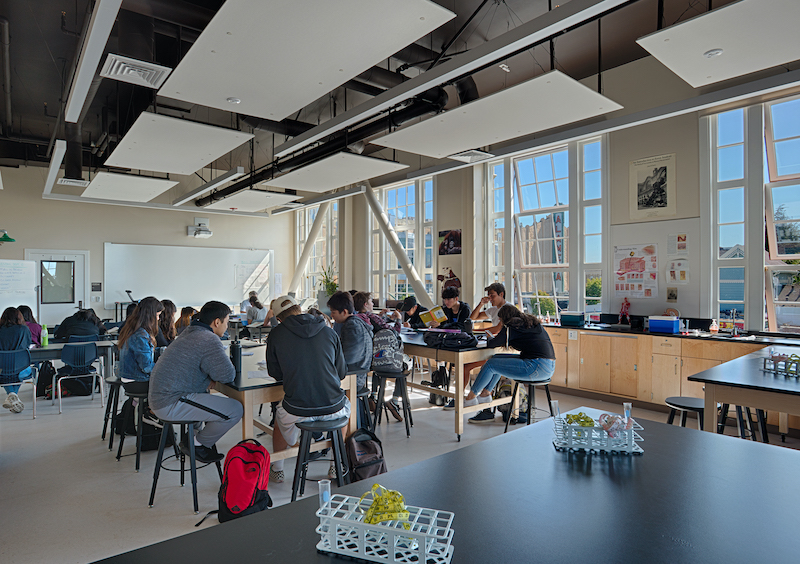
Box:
[24,249,91,317]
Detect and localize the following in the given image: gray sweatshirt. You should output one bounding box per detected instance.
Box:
[148,323,235,411]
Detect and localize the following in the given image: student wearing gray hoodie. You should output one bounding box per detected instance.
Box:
[266,295,350,483]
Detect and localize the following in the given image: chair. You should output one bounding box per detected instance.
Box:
[54,342,105,414]
[116,386,150,471]
[503,373,554,434]
[291,417,350,503]
[372,369,414,437]
[718,403,768,442]
[665,396,705,430]
[149,408,226,514]
[101,375,123,450]
[0,349,38,419]
[67,334,100,343]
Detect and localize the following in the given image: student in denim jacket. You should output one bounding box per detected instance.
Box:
[118,297,164,395]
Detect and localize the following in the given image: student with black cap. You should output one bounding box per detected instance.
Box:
[399,296,428,329]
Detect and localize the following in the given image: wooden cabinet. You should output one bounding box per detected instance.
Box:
[680,357,720,398]
[544,327,569,387]
[652,336,682,356]
[651,354,680,404]
[579,333,611,393]
[545,327,568,344]
[609,335,640,397]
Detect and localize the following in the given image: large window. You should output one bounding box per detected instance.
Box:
[487,137,605,317]
[296,203,338,300]
[369,179,435,304]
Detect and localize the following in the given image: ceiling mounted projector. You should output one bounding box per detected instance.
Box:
[188,225,213,238]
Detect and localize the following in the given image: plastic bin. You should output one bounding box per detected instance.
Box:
[649,316,679,334]
[560,311,585,327]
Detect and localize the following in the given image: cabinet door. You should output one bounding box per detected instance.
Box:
[651,354,680,404]
[610,335,639,397]
[680,357,720,398]
[551,343,568,386]
[580,334,611,392]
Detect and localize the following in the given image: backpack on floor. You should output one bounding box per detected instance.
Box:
[345,428,388,482]
[113,398,173,451]
[204,439,272,525]
[36,361,56,397]
[423,365,451,406]
[372,329,406,372]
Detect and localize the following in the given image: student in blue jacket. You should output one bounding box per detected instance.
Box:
[118,296,164,396]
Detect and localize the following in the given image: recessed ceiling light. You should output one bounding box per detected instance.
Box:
[226,97,241,104]
[703,48,723,58]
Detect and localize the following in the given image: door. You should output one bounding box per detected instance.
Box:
[579,334,611,393]
[610,335,639,397]
[24,250,89,326]
[651,354,680,404]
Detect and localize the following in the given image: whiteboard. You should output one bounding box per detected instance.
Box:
[104,243,274,309]
[0,259,38,317]
[607,218,701,318]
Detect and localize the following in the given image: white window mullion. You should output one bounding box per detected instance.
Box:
[569,140,581,312]
[745,104,765,331]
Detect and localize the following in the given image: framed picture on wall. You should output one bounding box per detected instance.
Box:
[629,153,676,220]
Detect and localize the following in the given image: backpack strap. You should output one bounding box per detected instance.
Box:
[195,510,218,527]
[179,397,230,420]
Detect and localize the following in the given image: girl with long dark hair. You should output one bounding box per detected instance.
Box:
[0,307,34,413]
[464,304,556,424]
[17,305,42,347]
[118,297,164,394]
[157,299,177,346]
[175,306,196,335]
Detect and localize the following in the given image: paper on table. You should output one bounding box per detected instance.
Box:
[247,370,276,383]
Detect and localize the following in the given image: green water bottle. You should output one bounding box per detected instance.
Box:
[41,324,49,347]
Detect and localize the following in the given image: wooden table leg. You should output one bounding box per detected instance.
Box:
[454,357,465,440]
[779,412,789,436]
[240,391,254,440]
[703,383,717,433]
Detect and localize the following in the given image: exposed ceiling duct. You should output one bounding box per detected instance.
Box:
[0,17,11,136]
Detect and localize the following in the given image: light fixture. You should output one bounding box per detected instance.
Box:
[703,48,724,58]
[172,167,245,206]
[270,184,366,215]
[447,149,495,163]
[0,230,15,244]
[64,0,124,123]
[43,140,67,195]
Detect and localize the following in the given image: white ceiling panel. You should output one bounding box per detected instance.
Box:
[157,0,454,120]
[81,172,178,202]
[205,190,298,212]
[104,113,253,175]
[637,0,800,88]
[265,153,408,193]
[373,70,623,159]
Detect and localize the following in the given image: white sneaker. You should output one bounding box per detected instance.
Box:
[464,397,478,407]
[477,394,492,404]
[269,468,285,483]
[328,462,337,480]
[5,392,24,413]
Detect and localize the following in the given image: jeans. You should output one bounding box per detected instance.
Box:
[3,366,34,395]
[471,355,556,395]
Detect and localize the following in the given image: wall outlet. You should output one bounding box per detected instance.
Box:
[93,296,101,302]
[568,330,578,340]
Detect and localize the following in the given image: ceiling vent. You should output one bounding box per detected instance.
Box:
[447,149,495,164]
[57,177,90,188]
[100,54,172,89]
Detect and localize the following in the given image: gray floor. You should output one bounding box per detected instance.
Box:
[2,380,797,564]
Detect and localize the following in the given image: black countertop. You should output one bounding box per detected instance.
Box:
[688,344,800,395]
[545,323,800,346]
[96,415,800,563]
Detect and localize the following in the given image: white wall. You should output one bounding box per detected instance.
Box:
[0,166,295,318]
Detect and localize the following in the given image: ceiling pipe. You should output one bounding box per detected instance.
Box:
[239,115,315,138]
[343,79,384,97]
[120,0,214,32]
[195,87,448,207]
[64,122,82,179]
[0,17,11,136]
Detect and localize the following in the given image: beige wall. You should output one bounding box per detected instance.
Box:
[0,166,295,318]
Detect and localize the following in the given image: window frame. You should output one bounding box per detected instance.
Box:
[295,203,338,300]
[764,93,800,183]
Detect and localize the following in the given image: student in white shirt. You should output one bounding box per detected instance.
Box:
[241,291,258,314]
[469,282,507,335]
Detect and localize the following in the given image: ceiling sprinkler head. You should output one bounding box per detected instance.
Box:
[499,63,510,73]
[226,97,241,104]
[703,48,723,58]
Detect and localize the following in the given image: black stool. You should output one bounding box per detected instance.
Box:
[148,419,223,514]
[718,403,768,443]
[665,396,705,430]
[102,376,122,450]
[291,417,350,502]
[503,377,553,433]
[373,370,414,437]
[357,386,372,431]
[116,389,149,471]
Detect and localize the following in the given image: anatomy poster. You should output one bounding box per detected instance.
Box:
[614,244,658,298]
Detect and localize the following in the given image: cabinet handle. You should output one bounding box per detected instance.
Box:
[674,364,677,375]
[634,364,637,371]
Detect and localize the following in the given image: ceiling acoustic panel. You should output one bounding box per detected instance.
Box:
[373,70,623,159]
[205,190,298,212]
[265,153,408,193]
[637,0,800,88]
[81,172,178,202]
[157,0,454,120]
[104,113,253,175]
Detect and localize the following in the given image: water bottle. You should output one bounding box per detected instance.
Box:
[41,324,48,347]
[464,319,473,335]
[230,339,242,386]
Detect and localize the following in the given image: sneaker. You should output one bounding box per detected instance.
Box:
[463,397,478,407]
[179,438,224,463]
[4,392,23,413]
[443,399,455,410]
[477,394,493,404]
[141,411,163,429]
[468,409,495,424]
[368,395,377,413]
[328,462,337,480]
[385,399,403,422]
[270,468,285,483]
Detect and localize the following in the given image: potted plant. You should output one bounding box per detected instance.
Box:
[317,264,338,312]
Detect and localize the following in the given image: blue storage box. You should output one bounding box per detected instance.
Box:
[649,316,680,334]
[560,311,585,327]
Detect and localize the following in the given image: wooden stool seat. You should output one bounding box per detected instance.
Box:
[665,396,705,430]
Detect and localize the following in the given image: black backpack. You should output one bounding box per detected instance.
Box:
[345,428,388,482]
[423,331,478,350]
[36,361,56,397]
[423,365,451,406]
[114,398,173,451]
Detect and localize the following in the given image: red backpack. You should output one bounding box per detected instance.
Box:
[196,439,272,526]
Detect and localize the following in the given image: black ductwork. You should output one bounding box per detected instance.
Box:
[64,122,82,179]
[239,115,315,138]
[455,77,479,104]
[0,17,10,136]
[195,87,448,207]
[121,0,215,32]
